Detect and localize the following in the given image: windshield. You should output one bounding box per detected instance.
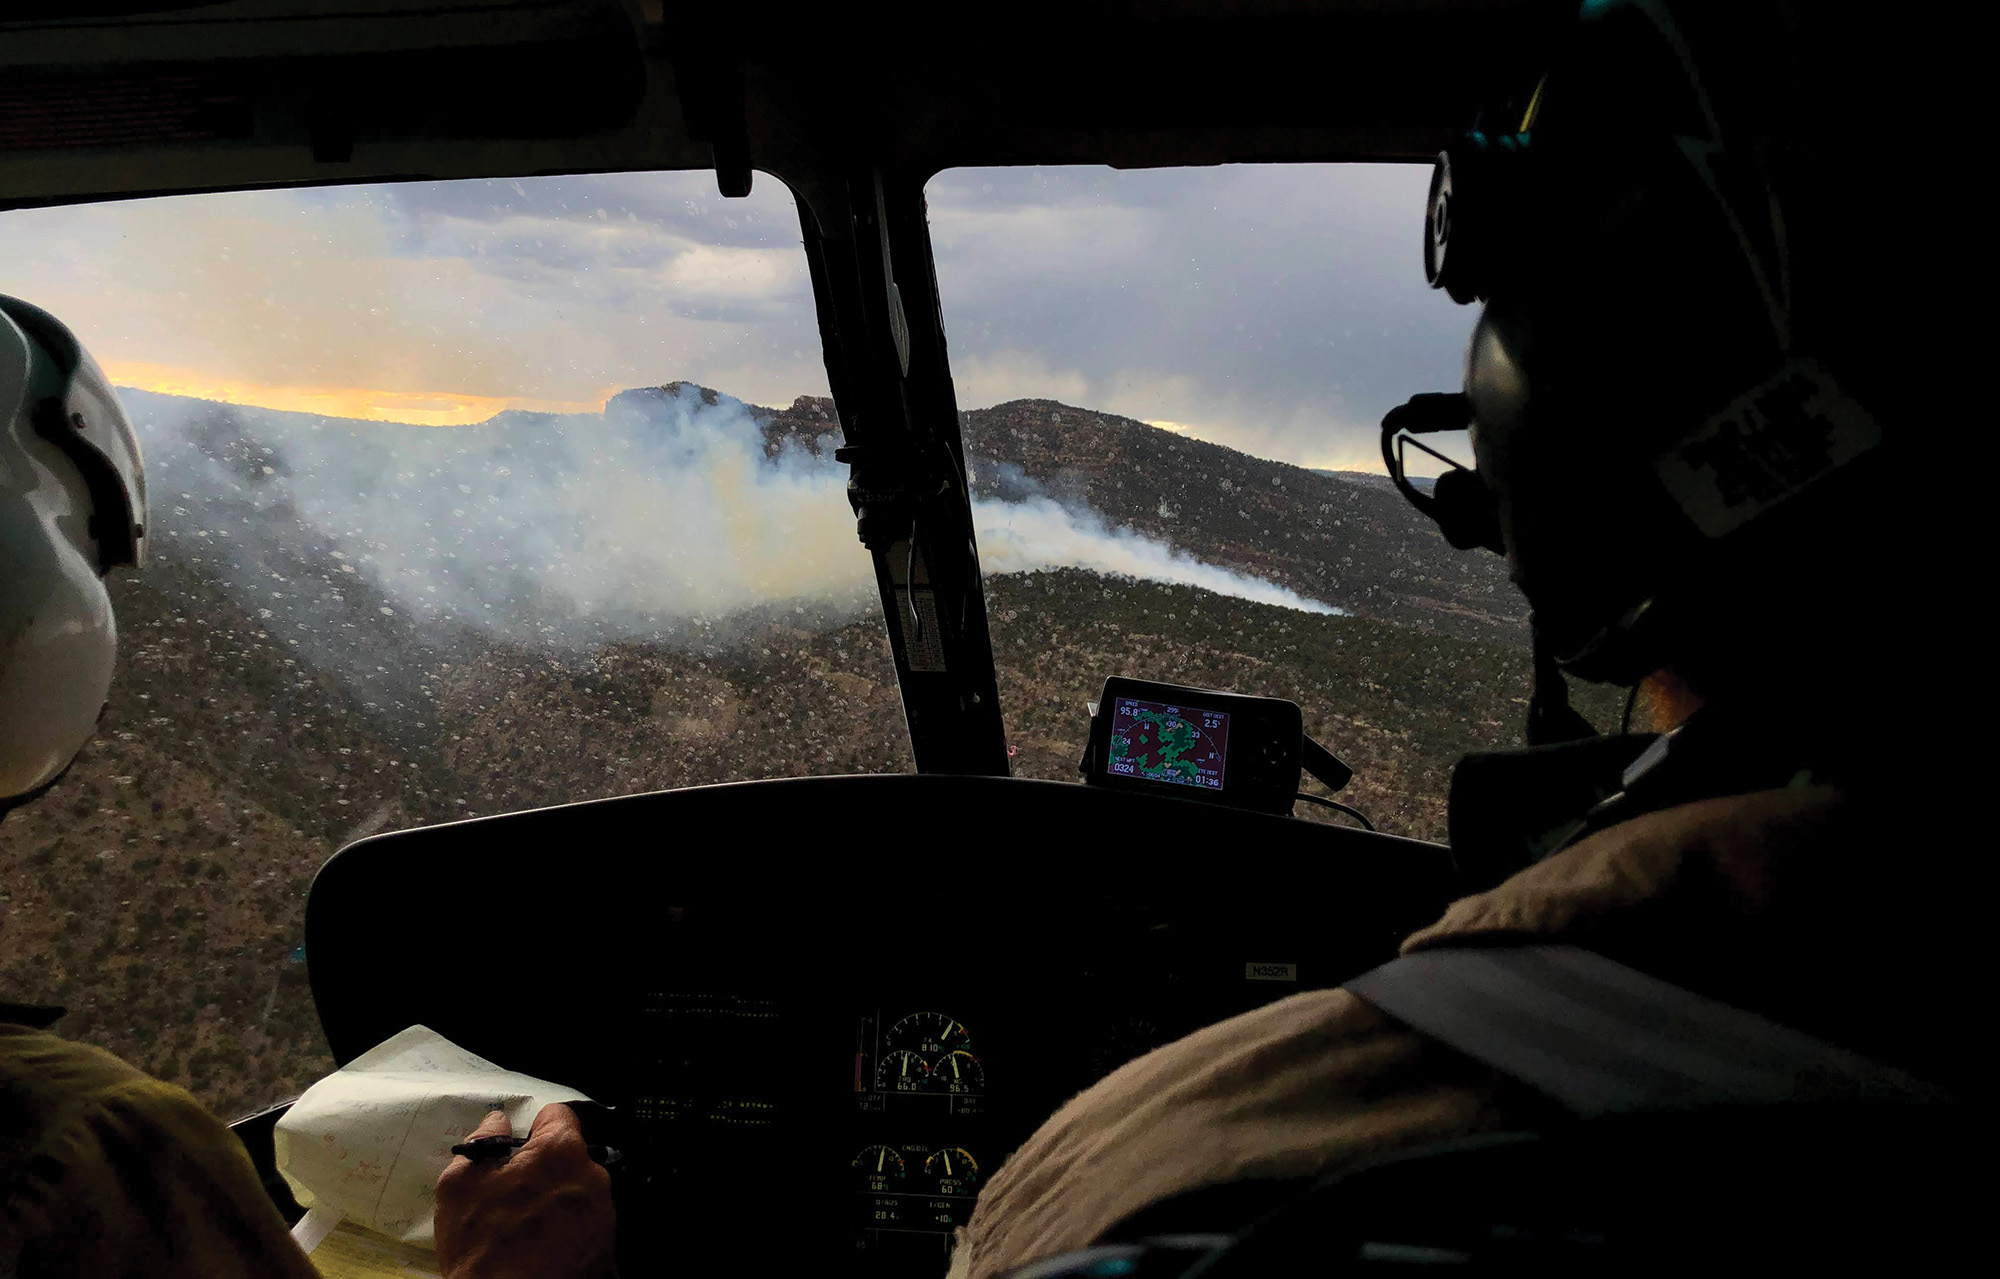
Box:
[927,165,1618,836]
[2,163,1617,1122]
[0,172,904,1118]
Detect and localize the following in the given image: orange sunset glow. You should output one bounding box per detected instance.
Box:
[104,362,615,427]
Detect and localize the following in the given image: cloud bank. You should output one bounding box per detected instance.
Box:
[5,175,829,418]
[7,163,1473,470]
[926,165,1479,469]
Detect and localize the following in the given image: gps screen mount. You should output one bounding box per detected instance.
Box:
[1077,677,1354,818]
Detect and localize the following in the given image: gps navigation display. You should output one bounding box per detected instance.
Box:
[1105,697,1230,791]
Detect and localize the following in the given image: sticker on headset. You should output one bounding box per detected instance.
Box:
[1655,359,1881,538]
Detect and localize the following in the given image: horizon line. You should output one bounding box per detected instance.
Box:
[105,367,1392,475]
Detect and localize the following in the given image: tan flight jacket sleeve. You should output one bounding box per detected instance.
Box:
[955,786,1893,1279]
[1,1023,323,1279]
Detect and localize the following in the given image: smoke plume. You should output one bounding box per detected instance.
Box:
[122,383,1337,661]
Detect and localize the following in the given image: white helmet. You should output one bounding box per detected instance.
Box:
[0,295,146,807]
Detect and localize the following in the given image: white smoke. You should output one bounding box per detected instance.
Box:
[972,495,1337,614]
[125,384,1336,652]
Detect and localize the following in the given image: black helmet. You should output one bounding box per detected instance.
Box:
[1387,1,1918,690]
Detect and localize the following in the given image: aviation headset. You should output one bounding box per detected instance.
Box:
[0,295,147,809]
[1384,0,1895,695]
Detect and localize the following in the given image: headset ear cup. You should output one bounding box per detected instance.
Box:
[1428,129,1538,306]
[1429,466,1506,554]
[1425,149,1486,305]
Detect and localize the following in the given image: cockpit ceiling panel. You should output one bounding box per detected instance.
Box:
[1,0,1563,208]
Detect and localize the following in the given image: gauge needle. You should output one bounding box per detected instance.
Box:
[902,1055,910,1079]
[877,1148,886,1173]
[943,1151,953,1176]
[951,1055,961,1080]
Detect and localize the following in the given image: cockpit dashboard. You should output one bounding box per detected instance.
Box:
[306,774,1454,1276]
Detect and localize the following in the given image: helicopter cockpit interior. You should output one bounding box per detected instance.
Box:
[10,3,1952,1277]
[307,770,1452,1275]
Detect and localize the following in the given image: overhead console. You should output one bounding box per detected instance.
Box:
[306,774,1455,1277]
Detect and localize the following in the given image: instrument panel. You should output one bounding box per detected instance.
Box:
[618,966,1306,1276]
[851,1010,990,1245]
[625,993,1013,1273]
[306,774,1459,1278]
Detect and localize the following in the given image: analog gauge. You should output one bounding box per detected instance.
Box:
[875,1049,931,1093]
[924,1146,981,1195]
[930,1050,985,1094]
[887,1010,972,1057]
[851,1144,908,1193]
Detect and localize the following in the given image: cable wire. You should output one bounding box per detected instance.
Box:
[905,518,923,644]
[1294,792,1376,832]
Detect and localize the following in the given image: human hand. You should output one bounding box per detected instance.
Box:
[434,1103,617,1279]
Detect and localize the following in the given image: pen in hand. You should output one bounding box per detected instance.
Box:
[450,1133,622,1168]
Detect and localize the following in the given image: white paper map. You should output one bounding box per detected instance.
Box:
[274,1025,593,1244]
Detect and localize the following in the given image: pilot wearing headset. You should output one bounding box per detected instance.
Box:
[952,3,1952,1277]
[0,299,613,1275]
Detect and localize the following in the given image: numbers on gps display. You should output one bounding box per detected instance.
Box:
[1107,696,1232,791]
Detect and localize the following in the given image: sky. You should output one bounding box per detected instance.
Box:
[2,163,1477,471]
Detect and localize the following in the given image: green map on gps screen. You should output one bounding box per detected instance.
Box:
[1105,696,1231,790]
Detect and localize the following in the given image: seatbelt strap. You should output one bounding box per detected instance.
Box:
[1344,945,1943,1118]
